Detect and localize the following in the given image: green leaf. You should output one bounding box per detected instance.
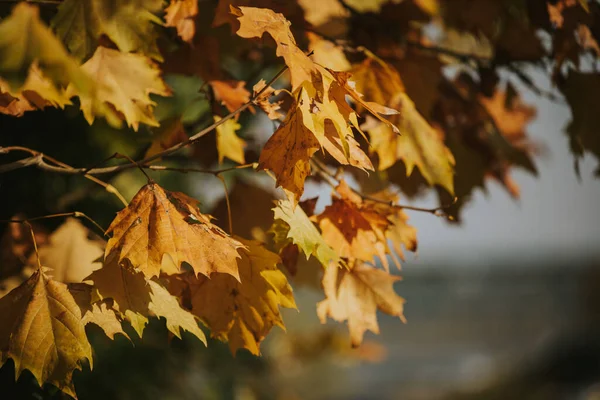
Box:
[271,198,340,268]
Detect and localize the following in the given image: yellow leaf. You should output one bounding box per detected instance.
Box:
[350,53,405,109]
[215,115,246,164]
[316,180,393,270]
[89,251,206,343]
[252,79,283,120]
[368,94,455,194]
[165,0,198,43]
[52,0,164,60]
[258,87,320,204]
[188,238,295,355]
[69,283,130,341]
[0,3,93,95]
[105,182,244,280]
[34,218,104,283]
[317,261,405,347]
[232,6,317,89]
[271,198,340,269]
[0,269,92,397]
[73,47,171,130]
[307,32,351,71]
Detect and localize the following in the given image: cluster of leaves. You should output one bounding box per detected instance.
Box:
[0,0,598,397]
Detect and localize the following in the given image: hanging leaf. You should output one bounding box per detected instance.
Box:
[215,115,246,164]
[0,269,92,397]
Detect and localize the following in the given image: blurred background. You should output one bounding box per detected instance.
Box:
[2,0,600,399]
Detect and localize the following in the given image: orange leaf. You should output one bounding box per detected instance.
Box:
[105,182,244,280]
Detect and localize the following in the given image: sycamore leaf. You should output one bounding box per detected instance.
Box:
[316,180,394,270]
[72,47,170,131]
[165,0,198,43]
[105,182,244,280]
[252,79,283,120]
[52,0,164,61]
[232,6,317,89]
[351,54,455,194]
[0,269,92,397]
[317,261,405,347]
[147,279,206,342]
[0,64,72,116]
[215,116,246,164]
[33,218,104,284]
[560,71,600,175]
[89,251,206,343]
[258,88,320,204]
[307,33,351,71]
[189,238,296,355]
[210,80,251,113]
[0,3,93,95]
[368,94,455,194]
[69,283,130,341]
[271,198,340,268]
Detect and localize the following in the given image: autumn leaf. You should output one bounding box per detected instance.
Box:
[52,0,164,61]
[0,269,92,397]
[351,53,455,194]
[317,261,405,347]
[89,251,206,343]
[560,71,600,175]
[252,79,283,120]
[69,282,130,341]
[210,80,251,113]
[165,0,199,43]
[307,33,351,71]
[105,182,244,279]
[0,64,72,116]
[258,87,320,203]
[72,47,171,130]
[215,116,246,164]
[188,238,296,355]
[271,198,340,269]
[0,3,93,96]
[316,180,394,269]
[33,218,104,284]
[232,6,317,89]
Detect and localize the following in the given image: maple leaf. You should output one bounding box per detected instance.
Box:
[560,71,600,175]
[105,182,244,279]
[52,0,164,61]
[165,0,199,43]
[316,180,395,270]
[258,87,320,203]
[307,33,351,71]
[188,238,296,355]
[271,198,340,269]
[252,79,283,120]
[72,47,171,130]
[89,251,206,342]
[69,282,130,341]
[367,94,455,195]
[0,3,93,96]
[351,54,455,194]
[215,116,246,164]
[0,64,72,116]
[33,218,104,284]
[317,261,405,347]
[232,6,317,89]
[210,80,251,113]
[0,269,92,397]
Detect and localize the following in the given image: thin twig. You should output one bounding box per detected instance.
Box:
[23,221,41,271]
[310,158,456,217]
[0,146,128,206]
[0,64,289,177]
[142,163,257,176]
[1,211,107,236]
[217,175,233,235]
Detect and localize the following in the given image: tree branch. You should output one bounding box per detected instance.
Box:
[0,64,289,177]
[310,158,456,217]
